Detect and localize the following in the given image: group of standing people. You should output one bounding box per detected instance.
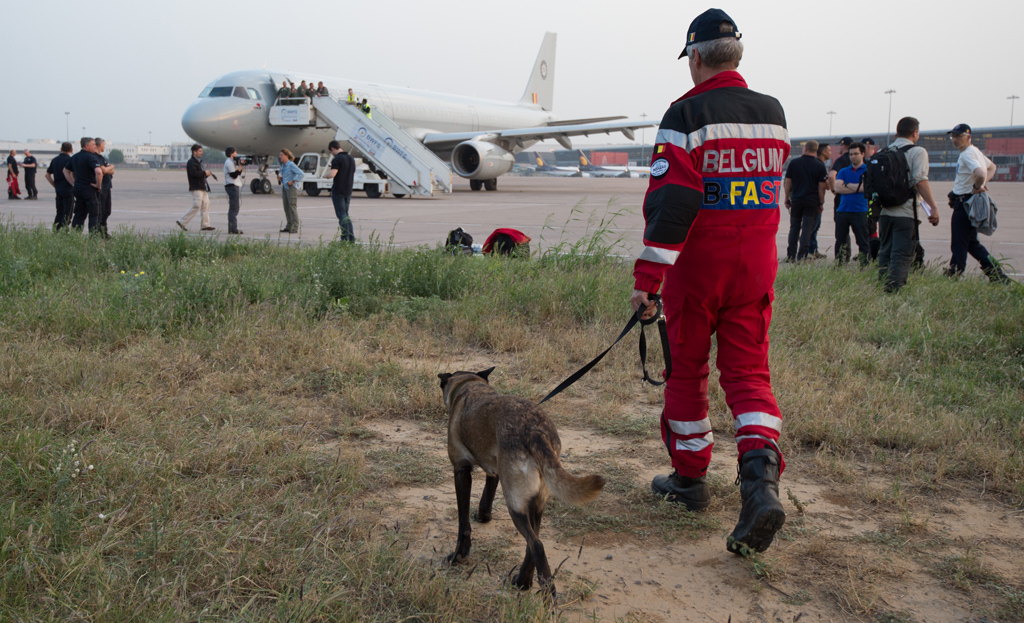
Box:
[277,80,329,99]
[6,149,39,200]
[175,142,356,239]
[38,138,115,235]
[784,118,1008,291]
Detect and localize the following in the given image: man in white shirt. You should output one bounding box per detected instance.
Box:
[223,147,244,234]
[945,124,1007,281]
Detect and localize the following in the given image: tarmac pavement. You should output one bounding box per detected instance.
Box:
[3,171,1022,277]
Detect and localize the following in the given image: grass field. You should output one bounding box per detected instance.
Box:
[1,222,1022,621]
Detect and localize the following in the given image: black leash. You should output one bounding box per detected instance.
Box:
[538,294,671,405]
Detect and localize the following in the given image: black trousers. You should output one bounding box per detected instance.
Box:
[786,202,819,260]
[98,188,112,232]
[949,198,996,275]
[834,211,870,265]
[70,188,100,232]
[54,191,74,230]
[25,172,38,198]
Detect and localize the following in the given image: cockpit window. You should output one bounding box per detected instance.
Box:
[233,87,250,100]
[199,87,212,98]
[247,88,261,100]
[207,87,233,97]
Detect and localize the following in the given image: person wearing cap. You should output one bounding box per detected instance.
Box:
[945,124,1008,281]
[877,117,940,292]
[861,137,877,159]
[631,8,791,556]
[859,138,881,259]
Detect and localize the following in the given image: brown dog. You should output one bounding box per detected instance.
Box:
[438,367,605,597]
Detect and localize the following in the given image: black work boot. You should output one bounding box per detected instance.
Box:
[651,471,711,512]
[727,449,785,555]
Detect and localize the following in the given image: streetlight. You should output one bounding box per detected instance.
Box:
[148,131,152,145]
[1008,95,1020,127]
[884,89,896,145]
[639,112,648,165]
[826,111,837,137]
[64,112,70,143]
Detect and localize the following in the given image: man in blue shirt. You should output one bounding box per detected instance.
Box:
[833,142,870,265]
[276,148,303,233]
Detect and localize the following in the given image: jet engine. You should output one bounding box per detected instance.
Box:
[451,140,515,180]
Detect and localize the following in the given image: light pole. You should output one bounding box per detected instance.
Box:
[64,112,70,143]
[1009,95,1020,127]
[148,130,152,145]
[639,112,648,165]
[884,89,896,145]
[826,111,837,137]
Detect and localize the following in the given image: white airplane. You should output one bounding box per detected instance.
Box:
[180,33,652,193]
[532,152,581,177]
[577,150,651,178]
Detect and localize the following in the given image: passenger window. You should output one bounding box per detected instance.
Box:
[208,87,233,97]
[247,88,261,100]
[233,87,249,99]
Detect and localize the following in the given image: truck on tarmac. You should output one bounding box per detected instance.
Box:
[293,152,399,199]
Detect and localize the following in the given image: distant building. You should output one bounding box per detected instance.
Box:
[169,142,194,164]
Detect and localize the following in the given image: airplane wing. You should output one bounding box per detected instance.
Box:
[421,118,656,152]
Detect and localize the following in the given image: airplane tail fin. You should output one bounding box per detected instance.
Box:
[519,32,556,111]
[577,150,590,167]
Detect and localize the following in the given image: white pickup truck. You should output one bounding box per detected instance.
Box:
[293,152,400,199]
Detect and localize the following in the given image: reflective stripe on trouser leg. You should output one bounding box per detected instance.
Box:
[661,294,716,478]
[714,292,785,474]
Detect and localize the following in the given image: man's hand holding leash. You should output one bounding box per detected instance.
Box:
[631,289,659,321]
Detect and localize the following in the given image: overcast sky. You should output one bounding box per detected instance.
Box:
[3,0,1021,148]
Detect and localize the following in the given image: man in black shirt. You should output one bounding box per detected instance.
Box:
[93,138,116,237]
[22,150,39,199]
[6,149,20,200]
[46,142,75,230]
[783,140,828,261]
[327,140,357,242]
[63,137,103,233]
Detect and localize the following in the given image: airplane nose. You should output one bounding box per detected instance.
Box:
[181,98,255,148]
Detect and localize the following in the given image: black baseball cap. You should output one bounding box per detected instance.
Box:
[861,137,876,145]
[838,137,854,146]
[678,8,742,59]
[947,123,971,135]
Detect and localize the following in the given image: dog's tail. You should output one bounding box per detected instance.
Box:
[542,459,605,506]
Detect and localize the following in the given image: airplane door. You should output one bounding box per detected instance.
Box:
[372,89,393,118]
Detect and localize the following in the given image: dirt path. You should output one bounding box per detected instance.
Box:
[322,419,1023,622]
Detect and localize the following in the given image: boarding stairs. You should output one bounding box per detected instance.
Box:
[268,96,452,197]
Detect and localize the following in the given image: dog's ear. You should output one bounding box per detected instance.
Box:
[437,372,453,388]
[476,367,495,382]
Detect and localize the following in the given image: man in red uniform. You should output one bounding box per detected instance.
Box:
[631,8,791,555]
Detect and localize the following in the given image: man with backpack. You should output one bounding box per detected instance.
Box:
[868,117,939,292]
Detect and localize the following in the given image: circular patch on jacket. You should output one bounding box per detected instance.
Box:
[651,158,670,178]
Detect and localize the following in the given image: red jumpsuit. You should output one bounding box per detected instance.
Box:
[633,72,791,478]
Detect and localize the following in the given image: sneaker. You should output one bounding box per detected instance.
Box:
[175,220,187,231]
[228,230,244,235]
[200,226,216,231]
[727,449,786,555]
[651,472,711,512]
